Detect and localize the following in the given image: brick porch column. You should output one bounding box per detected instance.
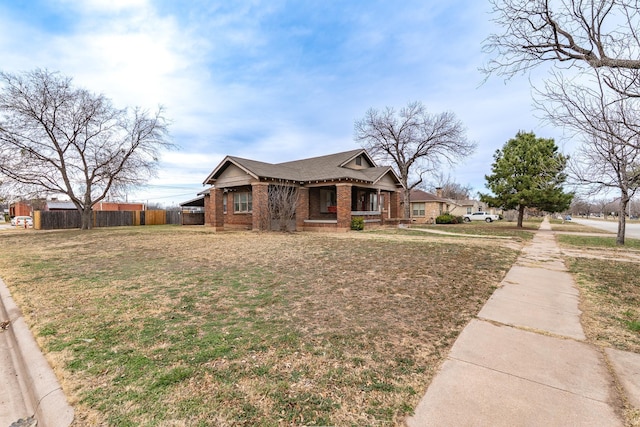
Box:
[206,188,224,230]
[296,187,309,231]
[251,182,269,230]
[390,190,402,219]
[336,183,352,231]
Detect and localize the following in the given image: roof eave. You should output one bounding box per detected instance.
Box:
[203,156,260,185]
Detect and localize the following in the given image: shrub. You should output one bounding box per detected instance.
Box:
[351,216,365,230]
[435,213,462,224]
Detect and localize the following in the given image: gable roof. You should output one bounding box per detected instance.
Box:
[409,189,449,203]
[203,149,403,187]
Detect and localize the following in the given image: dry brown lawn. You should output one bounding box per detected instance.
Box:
[0,226,521,426]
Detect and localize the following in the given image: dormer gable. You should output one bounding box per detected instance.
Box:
[338,150,377,170]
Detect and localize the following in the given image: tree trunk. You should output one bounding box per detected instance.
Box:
[517,205,525,228]
[617,199,628,245]
[403,188,411,219]
[81,207,93,230]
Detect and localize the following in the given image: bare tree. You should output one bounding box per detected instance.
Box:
[538,71,640,244]
[484,0,640,96]
[428,172,473,200]
[354,101,475,218]
[267,181,299,232]
[0,69,173,229]
[570,196,593,217]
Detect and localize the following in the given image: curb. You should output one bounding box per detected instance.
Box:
[0,278,74,427]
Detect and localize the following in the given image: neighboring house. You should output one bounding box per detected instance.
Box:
[202,149,405,231]
[45,201,76,211]
[409,189,452,224]
[9,201,32,218]
[447,200,502,217]
[44,200,145,211]
[409,189,502,222]
[448,199,484,217]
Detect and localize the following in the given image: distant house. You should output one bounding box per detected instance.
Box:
[409,189,452,224]
[45,201,76,211]
[202,149,405,231]
[448,200,502,217]
[448,199,484,217]
[9,201,32,218]
[409,189,501,222]
[44,200,145,211]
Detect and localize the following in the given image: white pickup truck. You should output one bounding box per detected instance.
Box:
[462,211,499,223]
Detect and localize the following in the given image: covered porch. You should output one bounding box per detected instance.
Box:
[299,183,402,231]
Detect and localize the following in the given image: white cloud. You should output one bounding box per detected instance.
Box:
[57,0,149,13]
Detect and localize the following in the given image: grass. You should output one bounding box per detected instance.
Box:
[558,233,640,426]
[0,226,520,426]
[408,219,540,241]
[557,233,640,353]
[565,257,640,354]
[557,234,640,250]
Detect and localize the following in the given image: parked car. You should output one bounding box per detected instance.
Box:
[462,212,500,223]
[565,215,572,221]
[12,216,33,227]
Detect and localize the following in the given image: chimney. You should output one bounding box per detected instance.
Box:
[435,187,443,198]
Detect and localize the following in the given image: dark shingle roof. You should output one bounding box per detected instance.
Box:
[410,189,448,202]
[204,149,401,186]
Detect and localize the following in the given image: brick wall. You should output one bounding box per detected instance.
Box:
[336,183,352,230]
[390,190,402,218]
[251,182,269,230]
[206,189,225,230]
[296,187,309,230]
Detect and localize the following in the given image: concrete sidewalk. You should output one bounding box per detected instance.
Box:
[0,278,74,427]
[407,217,640,426]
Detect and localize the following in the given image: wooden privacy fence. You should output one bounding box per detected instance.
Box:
[34,210,182,230]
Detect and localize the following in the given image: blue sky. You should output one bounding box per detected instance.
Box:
[0,0,562,206]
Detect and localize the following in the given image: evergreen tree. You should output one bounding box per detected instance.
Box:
[480,132,573,227]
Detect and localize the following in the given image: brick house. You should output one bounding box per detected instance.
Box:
[409,188,501,221]
[44,200,145,211]
[9,201,32,218]
[409,189,453,224]
[202,149,405,231]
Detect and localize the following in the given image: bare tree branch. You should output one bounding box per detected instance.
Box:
[354,101,475,218]
[484,0,640,96]
[535,69,640,243]
[0,69,174,229]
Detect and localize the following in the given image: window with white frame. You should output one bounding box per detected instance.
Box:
[412,202,425,217]
[233,192,252,213]
[466,207,472,214]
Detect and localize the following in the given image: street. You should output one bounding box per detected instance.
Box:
[571,217,640,239]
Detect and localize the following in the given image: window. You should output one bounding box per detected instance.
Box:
[466,207,472,214]
[355,156,362,166]
[233,192,252,213]
[223,194,227,213]
[412,202,425,217]
[320,189,336,213]
[369,193,378,211]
